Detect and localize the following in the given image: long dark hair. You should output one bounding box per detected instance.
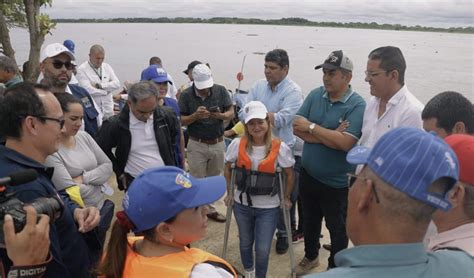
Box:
[97,215,176,278]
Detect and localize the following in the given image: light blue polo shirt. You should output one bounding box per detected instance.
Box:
[297,86,365,187]
[305,243,474,277]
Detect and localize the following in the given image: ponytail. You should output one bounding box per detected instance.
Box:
[97,211,134,278]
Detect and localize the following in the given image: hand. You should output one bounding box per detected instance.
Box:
[74,207,100,233]
[336,120,350,132]
[292,116,312,133]
[3,206,50,266]
[282,196,292,209]
[210,112,223,120]
[224,129,237,138]
[267,112,275,126]
[72,175,84,184]
[193,106,210,120]
[224,195,234,207]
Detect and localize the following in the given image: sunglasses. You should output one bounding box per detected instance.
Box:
[347,173,380,204]
[51,60,75,70]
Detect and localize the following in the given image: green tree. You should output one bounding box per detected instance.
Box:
[0,0,55,82]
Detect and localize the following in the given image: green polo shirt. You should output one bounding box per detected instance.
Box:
[297,86,366,187]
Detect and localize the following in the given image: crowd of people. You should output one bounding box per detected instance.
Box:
[0,40,472,278]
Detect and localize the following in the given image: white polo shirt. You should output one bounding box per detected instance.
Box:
[359,85,424,148]
[124,111,164,177]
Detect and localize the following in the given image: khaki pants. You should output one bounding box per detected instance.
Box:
[187,139,225,212]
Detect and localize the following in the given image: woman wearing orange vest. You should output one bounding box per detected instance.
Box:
[98,166,237,278]
[224,101,294,278]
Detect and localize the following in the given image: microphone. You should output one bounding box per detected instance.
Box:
[0,169,38,186]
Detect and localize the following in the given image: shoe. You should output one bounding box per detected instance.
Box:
[244,269,255,278]
[292,232,304,244]
[295,256,319,276]
[207,211,226,223]
[322,243,332,251]
[276,236,289,254]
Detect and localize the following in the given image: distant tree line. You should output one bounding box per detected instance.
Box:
[53,17,473,34]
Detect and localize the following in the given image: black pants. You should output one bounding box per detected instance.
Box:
[300,167,348,268]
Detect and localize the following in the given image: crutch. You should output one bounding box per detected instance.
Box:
[277,167,296,278]
[222,163,236,259]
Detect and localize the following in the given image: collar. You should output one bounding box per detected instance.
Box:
[323,85,354,103]
[193,85,212,99]
[129,110,153,126]
[387,85,408,106]
[5,75,23,88]
[428,223,474,250]
[336,243,428,267]
[0,145,54,178]
[65,85,72,94]
[266,77,289,92]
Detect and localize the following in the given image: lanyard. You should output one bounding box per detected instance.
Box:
[88,61,102,80]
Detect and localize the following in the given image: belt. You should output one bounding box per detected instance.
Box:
[190,136,224,145]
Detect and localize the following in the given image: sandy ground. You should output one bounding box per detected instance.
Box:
[107,176,332,277]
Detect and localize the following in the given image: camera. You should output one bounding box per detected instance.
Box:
[0,169,63,243]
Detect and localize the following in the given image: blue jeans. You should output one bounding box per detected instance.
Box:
[233,202,279,278]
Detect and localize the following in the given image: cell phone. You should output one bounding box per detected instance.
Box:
[209,106,220,112]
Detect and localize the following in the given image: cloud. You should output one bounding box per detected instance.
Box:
[44,0,473,28]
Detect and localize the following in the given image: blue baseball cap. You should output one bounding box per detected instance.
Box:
[347,127,459,211]
[63,39,75,53]
[140,65,172,84]
[122,166,226,232]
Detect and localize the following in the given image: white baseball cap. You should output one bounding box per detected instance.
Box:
[192,64,214,90]
[40,43,75,62]
[243,101,268,124]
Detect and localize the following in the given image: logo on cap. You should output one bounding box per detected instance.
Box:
[328,53,339,63]
[176,173,192,188]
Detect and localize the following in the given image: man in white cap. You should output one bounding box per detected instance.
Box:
[40,42,101,137]
[76,44,121,119]
[178,63,234,222]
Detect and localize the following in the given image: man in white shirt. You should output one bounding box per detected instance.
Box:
[76,44,121,119]
[359,46,424,148]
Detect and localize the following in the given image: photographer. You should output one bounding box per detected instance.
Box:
[0,83,100,277]
[1,207,50,278]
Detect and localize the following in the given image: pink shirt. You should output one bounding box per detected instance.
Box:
[427,223,474,256]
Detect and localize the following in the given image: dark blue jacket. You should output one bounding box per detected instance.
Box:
[69,84,99,137]
[0,146,96,278]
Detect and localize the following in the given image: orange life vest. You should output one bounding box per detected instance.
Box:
[122,237,237,278]
[236,137,281,173]
[235,137,281,204]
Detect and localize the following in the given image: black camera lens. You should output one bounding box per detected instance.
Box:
[29,197,63,222]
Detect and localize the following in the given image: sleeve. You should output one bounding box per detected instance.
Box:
[178,91,190,115]
[81,132,113,185]
[75,67,108,97]
[273,87,303,129]
[277,142,295,168]
[190,263,234,278]
[101,64,121,92]
[221,86,233,108]
[225,138,241,163]
[342,99,367,140]
[296,90,314,118]
[95,118,118,170]
[167,74,178,100]
[231,121,245,136]
[45,153,76,191]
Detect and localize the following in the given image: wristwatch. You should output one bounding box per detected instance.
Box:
[308,123,316,134]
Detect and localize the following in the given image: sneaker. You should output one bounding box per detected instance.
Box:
[244,269,255,278]
[295,257,320,276]
[276,236,289,254]
[292,232,304,244]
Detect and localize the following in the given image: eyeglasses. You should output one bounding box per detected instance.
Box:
[364,70,387,78]
[347,173,380,203]
[34,116,65,128]
[51,60,75,70]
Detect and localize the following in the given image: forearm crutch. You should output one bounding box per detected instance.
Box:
[222,163,236,259]
[277,167,296,278]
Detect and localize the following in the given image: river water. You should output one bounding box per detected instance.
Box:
[10,23,474,103]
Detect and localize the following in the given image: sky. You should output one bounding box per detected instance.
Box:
[45,0,473,28]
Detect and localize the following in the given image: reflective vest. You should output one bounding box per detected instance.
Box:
[235,137,281,205]
[122,237,237,278]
